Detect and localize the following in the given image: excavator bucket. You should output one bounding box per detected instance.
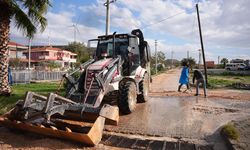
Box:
[0,115,105,145]
[0,92,119,146]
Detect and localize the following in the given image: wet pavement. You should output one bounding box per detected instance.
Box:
[105,96,250,148]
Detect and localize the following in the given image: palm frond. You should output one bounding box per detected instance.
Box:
[10,0,51,38]
[23,0,51,14]
[11,1,36,38]
[27,7,47,32]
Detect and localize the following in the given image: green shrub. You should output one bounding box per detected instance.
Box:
[222,123,239,140]
[220,72,245,76]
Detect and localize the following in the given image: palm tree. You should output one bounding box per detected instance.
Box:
[180,57,196,69]
[220,58,229,68]
[0,0,50,95]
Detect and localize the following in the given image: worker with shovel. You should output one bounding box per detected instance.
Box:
[193,70,207,97]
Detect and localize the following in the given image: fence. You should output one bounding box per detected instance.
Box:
[11,70,66,84]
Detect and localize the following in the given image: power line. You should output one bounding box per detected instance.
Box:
[141,8,195,29]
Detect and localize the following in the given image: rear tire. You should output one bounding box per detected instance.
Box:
[118,81,137,114]
[137,73,149,103]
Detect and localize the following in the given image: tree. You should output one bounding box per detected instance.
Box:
[47,60,60,71]
[150,51,166,65]
[157,51,166,64]
[65,42,91,63]
[180,57,196,69]
[0,0,50,95]
[9,58,21,69]
[220,58,229,68]
[165,59,180,67]
[150,51,166,74]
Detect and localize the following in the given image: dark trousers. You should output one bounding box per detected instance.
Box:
[196,78,207,96]
[178,83,190,91]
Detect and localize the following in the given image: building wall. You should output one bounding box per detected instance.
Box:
[8,47,27,59]
[206,61,215,68]
[48,51,58,60]
[24,48,77,68]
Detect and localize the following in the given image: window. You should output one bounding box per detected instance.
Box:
[129,37,140,66]
[96,38,129,58]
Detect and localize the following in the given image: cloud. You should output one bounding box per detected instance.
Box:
[79,0,141,32]
[118,0,250,50]
[10,11,104,45]
[10,0,250,61]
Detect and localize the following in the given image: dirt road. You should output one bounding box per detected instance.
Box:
[151,69,181,92]
[0,69,250,149]
[150,68,250,101]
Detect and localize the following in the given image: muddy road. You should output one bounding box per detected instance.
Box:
[106,96,250,139]
[0,69,250,149]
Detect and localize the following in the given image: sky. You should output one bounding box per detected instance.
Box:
[10,0,250,63]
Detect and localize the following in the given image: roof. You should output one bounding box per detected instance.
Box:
[98,33,136,39]
[8,41,28,49]
[31,46,62,51]
[23,46,77,55]
[8,41,25,47]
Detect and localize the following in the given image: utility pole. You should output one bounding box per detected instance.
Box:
[187,50,189,58]
[28,38,32,83]
[196,3,208,84]
[48,31,51,46]
[74,25,76,42]
[28,38,31,70]
[171,50,174,69]
[155,40,158,74]
[104,0,116,35]
[198,49,201,68]
[218,56,220,64]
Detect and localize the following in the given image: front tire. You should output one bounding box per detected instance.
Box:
[137,73,149,103]
[118,81,137,114]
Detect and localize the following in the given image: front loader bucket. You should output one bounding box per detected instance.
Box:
[0,92,119,146]
[0,113,105,146]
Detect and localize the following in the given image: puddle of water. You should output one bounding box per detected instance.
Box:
[105,96,250,140]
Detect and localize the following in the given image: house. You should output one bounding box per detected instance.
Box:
[205,61,215,69]
[23,46,77,69]
[8,41,28,59]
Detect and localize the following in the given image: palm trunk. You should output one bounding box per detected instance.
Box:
[0,2,12,95]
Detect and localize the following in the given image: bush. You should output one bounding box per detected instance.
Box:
[221,123,239,140]
[207,76,234,89]
[220,72,245,76]
[151,68,156,75]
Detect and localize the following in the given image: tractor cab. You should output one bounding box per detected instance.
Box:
[95,34,141,75]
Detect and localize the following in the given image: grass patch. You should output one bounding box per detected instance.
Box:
[207,75,250,89]
[0,82,64,115]
[221,123,240,140]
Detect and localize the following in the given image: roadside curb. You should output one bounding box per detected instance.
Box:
[221,118,250,150]
[221,129,235,150]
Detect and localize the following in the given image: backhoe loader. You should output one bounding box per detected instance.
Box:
[0,29,151,146]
